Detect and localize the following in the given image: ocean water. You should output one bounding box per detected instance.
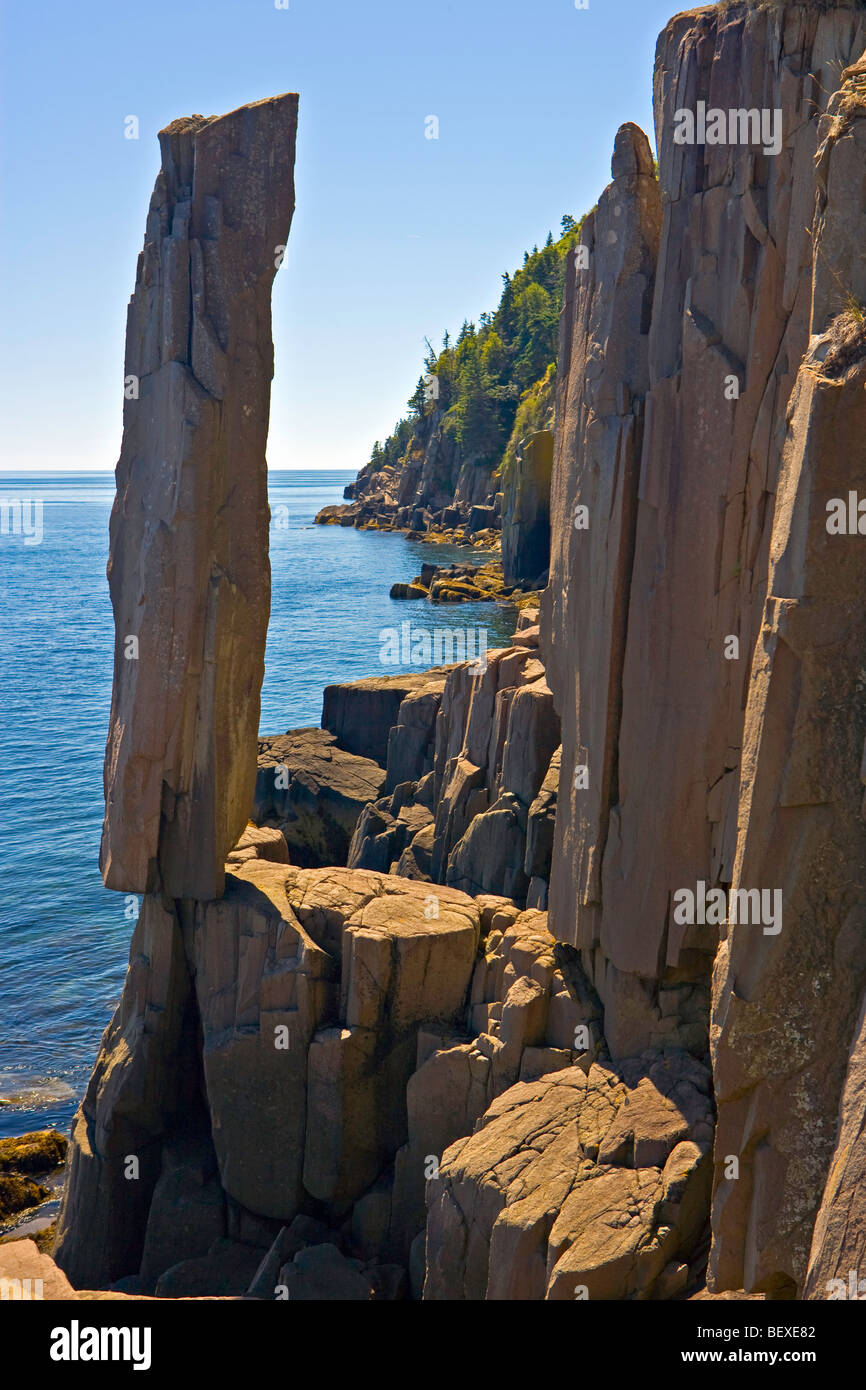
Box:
[0,470,518,1140]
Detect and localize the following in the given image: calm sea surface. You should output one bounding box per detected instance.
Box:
[0,470,517,1138]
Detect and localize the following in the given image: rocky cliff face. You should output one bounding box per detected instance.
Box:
[543,1,866,1296]
[340,413,499,537]
[710,44,866,1295]
[54,2,866,1306]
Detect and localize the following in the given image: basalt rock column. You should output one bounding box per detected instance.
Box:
[710,49,866,1297]
[604,1,865,988]
[541,123,660,1008]
[544,2,866,1059]
[100,95,298,900]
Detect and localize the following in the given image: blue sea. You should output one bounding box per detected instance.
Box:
[0,471,517,1141]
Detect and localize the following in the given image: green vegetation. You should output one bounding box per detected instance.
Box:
[366,215,588,478]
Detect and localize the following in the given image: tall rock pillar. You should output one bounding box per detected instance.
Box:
[100,95,298,901]
[54,95,298,1290]
[541,122,660,1004]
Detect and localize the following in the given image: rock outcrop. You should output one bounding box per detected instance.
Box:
[542,121,660,1018]
[100,94,298,901]
[541,1,866,1298]
[710,46,866,1293]
[55,861,482,1291]
[709,321,866,1293]
[804,988,866,1300]
[500,430,554,587]
[544,4,866,1064]
[52,4,866,1308]
[0,1130,67,1227]
[425,1051,713,1301]
[342,612,560,907]
[255,729,386,866]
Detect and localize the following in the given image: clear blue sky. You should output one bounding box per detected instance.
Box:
[0,0,681,472]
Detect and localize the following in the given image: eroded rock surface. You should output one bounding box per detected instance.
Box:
[55,866,480,1291]
[542,3,866,1066]
[100,94,298,901]
[424,1051,713,1301]
[255,729,386,866]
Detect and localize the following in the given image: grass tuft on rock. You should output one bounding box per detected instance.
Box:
[821,305,866,377]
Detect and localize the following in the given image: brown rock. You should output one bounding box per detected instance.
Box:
[255,728,386,867]
[805,991,866,1299]
[710,344,866,1295]
[322,671,451,765]
[541,122,659,997]
[542,6,866,1067]
[501,430,553,586]
[100,95,298,900]
[54,895,193,1289]
[226,821,289,865]
[424,1052,711,1300]
[155,1237,262,1297]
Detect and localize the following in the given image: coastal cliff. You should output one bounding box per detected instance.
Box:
[48,1,866,1303]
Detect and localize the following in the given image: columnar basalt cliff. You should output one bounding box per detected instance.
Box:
[710,45,866,1295]
[542,0,866,1298]
[544,1,866,1064]
[542,122,661,1050]
[100,95,298,902]
[52,2,866,1306]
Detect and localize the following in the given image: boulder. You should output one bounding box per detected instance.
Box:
[254,728,385,867]
[446,793,529,902]
[0,1130,67,1224]
[277,1243,373,1300]
[155,1237,262,1298]
[395,823,435,881]
[467,504,497,534]
[226,822,290,865]
[424,1052,712,1300]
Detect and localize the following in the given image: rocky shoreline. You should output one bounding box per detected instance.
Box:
[6,2,866,1307]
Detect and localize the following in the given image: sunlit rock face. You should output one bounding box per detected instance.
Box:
[100,94,298,901]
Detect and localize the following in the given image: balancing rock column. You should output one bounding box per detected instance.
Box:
[53,97,297,1290]
[100,95,298,901]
